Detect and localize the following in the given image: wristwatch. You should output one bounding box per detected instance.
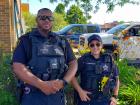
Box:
[112,95,118,99]
[62,79,68,87]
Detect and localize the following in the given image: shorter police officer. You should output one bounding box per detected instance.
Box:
[12,8,77,105]
[72,34,119,105]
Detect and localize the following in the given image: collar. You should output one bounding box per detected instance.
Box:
[30,28,54,38]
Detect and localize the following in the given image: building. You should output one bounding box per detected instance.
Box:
[21,3,29,13]
[0,0,24,53]
[101,21,119,32]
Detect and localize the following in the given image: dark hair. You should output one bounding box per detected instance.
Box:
[37,8,52,16]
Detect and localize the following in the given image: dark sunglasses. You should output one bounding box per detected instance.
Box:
[37,15,54,21]
[89,43,101,48]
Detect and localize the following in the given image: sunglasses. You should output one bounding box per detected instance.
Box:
[37,15,54,21]
[89,43,101,48]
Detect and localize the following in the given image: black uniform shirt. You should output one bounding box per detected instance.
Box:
[76,52,119,78]
[12,29,76,65]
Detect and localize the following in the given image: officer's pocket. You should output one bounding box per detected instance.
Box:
[82,63,97,90]
[84,76,98,90]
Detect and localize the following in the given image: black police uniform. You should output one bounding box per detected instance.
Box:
[12,29,76,105]
[75,52,119,105]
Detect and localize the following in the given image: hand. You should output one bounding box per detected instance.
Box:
[78,89,92,102]
[110,97,117,105]
[50,79,64,91]
[39,80,62,95]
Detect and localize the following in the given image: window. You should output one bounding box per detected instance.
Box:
[129,25,140,36]
[69,26,84,34]
[87,26,100,33]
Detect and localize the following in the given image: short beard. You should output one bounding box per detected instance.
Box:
[36,25,52,37]
[37,25,52,33]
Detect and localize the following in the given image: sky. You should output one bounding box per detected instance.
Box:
[22,0,140,24]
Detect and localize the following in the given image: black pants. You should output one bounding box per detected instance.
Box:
[21,90,65,105]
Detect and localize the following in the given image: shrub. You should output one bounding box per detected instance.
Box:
[0,53,18,105]
[117,60,140,105]
[1,53,140,105]
[119,81,140,105]
[0,89,18,105]
[117,59,139,85]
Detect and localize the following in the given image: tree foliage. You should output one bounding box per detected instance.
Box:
[52,12,68,31]
[66,5,87,24]
[49,0,139,12]
[54,3,65,15]
[22,12,36,32]
[22,10,67,32]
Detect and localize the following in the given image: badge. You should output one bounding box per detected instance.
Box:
[103,64,108,71]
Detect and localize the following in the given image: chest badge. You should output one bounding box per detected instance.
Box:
[103,64,108,71]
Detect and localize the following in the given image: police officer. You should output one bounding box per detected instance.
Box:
[71,34,119,105]
[12,8,77,105]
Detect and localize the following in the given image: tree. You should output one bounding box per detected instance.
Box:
[22,12,36,32]
[49,0,139,12]
[33,0,140,13]
[66,5,87,24]
[54,3,65,15]
[32,0,139,22]
[81,2,92,20]
[52,12,68,31]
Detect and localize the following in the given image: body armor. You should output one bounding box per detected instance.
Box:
[80,54,115,96]
[27,33,67,81]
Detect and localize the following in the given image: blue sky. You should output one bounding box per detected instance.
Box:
[22,0,58,13]
[22,0,140,24]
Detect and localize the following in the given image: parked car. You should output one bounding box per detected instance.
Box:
[79,22,140,66]
[56,24,101,47]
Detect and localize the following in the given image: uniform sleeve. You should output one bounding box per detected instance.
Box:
[112,64,119,77]
[75,57,83,77]
[12,38,28,65]
[65,40,76,64]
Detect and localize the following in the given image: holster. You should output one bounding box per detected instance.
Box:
[16,86,24,103]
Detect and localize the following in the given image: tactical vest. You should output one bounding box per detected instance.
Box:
[27,33,66,81]
[80,54,115,96]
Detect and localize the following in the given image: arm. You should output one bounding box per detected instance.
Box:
[71,57,91,102]
[110,64,120,105]
[12,63,59,95]
[63,59,77,83]
[110,77,120,105]
[63,39,78,83]
[71,77,91,101]
[13,63,43,90]
[12,36,60,95]
[46,38,77,90]
[113,77,120,97]
[55,59,77,90]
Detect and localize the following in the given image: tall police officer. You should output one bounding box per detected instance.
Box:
[72,34,119,105]
[12,8,77,105]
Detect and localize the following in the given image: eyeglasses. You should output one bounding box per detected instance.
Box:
[89,43,101,48]
[37,15,54,21]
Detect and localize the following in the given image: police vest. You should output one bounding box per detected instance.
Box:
[80,54,115,95]
[27,33,66,81]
